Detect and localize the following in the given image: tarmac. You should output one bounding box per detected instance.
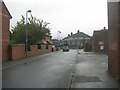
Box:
[2,50,120,89]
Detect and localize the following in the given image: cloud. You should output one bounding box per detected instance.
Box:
[4,0,108,39]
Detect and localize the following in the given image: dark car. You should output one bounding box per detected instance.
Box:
[63,46,69,52]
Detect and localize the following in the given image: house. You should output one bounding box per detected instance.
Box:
[52,39,59,46]
[92,27,108,53]
[43,33,52,44]
[108,0,120,82]
[62,30,91,49]
[38,33,52,45]
[52,39,62,46]
[1,2,12,61]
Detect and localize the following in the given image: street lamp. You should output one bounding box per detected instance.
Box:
[25,10,32,61]
[57,31,61,40]
[56,31,61,50]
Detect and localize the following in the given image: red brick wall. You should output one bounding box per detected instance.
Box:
[12,44,25,60]
[2,14,10,61]
[48,45,52,52]
[41,45,46,54]
[11,44,56,60]
[118,2,120,82]
[92,36,99,52]
[92,31,108,52]
[40,45,52,54]
[0,2,2,61]
[30,45,38,56]
[53,48,56,52]
[108,2,119,80]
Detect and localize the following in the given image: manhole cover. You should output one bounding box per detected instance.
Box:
[75,75,102,83]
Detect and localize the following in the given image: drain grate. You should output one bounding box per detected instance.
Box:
[75,75,102,83]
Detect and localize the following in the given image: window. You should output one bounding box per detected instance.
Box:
[100,45,104,50]
[99,41,104,45]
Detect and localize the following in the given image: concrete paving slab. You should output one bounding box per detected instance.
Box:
[2,51,57,70]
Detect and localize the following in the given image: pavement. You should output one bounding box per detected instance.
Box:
[2,52,56,70]
[72,49,119,89]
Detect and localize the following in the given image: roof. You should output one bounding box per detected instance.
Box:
[44,33,52,37]
[37,40,47,45]
[52,39,58,41]
[46,40,52,44]
[93,30,108,37]
[2,2,12,19]
[63,32,91,40]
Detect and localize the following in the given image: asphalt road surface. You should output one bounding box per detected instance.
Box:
[3,50,78,88]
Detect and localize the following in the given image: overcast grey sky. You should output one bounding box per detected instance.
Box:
[4,0,108,39]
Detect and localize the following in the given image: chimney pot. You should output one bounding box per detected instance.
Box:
[104,27,106,30]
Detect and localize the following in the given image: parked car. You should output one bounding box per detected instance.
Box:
[63,46,69,52]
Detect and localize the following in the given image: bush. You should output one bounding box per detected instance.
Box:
[84,42,92,52]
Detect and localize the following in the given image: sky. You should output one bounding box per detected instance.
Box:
[4,0,108,39]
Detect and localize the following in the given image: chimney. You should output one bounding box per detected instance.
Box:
[77,30,80,33]
[68,34,70,36]
[71,32,73,35]
[103,27,106,30]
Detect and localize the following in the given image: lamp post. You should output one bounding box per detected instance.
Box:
[25,10,32,61]
[57,31,61,50]
[57,31,61,40]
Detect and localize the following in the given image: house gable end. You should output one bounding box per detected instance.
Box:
[2,2,12,19]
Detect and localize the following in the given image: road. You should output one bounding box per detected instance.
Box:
[3,50,78,88]
[3,49,119,88]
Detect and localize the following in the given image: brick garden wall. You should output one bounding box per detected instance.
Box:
[30,45,38,56]
[12,44,25,60]
[108,2,119,80]
[11,44,57,60]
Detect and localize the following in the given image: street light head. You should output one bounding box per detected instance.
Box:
[27,10,32,12]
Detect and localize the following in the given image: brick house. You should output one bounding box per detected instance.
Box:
[52,39,62,46]
[62,30,91,49]
[52,39,59,46]
[38,33,52,45]
[108,0,120,81]
[92,27,108,53]
[37,33,53,50]
[43,33,52,45]
[2,2,12,61]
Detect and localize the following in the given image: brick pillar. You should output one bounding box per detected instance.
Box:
[12,44,25,60]
[0,1,2,61]
[118,1,120,82]
[108,1,119,80]
[30,45,38,56]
